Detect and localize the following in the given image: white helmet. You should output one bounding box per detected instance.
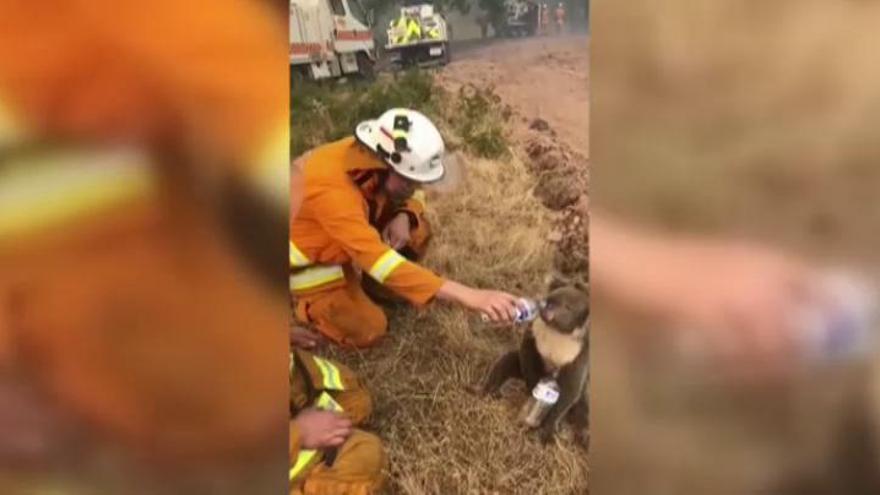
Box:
[355,108,446,183]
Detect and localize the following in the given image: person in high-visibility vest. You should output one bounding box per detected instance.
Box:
[0,0,288,475]
[405,14,423,42]
[290,108,522,348]
[288,344,385,494]
[391,16,408,44]
[555,2,566,34]
[424,21,441,40]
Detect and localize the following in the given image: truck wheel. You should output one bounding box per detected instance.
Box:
[356,52,376,80]
[441,43,451,65]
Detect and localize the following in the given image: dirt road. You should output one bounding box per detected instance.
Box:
[440,35,590,157]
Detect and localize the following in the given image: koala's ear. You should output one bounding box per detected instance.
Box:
[546,272,569,292]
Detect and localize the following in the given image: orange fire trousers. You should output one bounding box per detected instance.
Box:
[290,351,386,494]
[293,217,431,348]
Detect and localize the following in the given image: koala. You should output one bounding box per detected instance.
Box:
[481,278,590,445]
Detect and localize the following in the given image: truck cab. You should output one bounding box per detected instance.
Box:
[290,0,376,80]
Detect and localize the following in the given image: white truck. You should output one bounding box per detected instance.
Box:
[290,0,377,80]
[384,3,450,68]
[500,0,539,37]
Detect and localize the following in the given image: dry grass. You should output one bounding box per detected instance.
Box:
[327,156,589,494]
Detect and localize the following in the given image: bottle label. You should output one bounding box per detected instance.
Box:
[532,381,560,404]
[516,298,540,323]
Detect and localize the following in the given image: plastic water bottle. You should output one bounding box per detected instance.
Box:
[794,270,878,363]
[519,377,560,427]
[514,298,543,323]
[482,298,543,323]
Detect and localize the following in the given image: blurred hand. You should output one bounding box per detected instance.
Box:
[593,217,817,376]
[294,408,352,449]
[290,324,323,350]
[669,243,815,365]
[633,241,814,373]
[382,213,412,250]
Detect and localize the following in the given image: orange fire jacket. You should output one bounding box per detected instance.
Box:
[291,137,445,305]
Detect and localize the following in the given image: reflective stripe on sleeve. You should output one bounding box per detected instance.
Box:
[367,249,407,283]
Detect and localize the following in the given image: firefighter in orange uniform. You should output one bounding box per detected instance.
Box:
[290,108,522,348]
[0,0,289,469]
[288,344,386,495]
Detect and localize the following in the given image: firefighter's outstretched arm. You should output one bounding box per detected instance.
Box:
[313,188,520,322]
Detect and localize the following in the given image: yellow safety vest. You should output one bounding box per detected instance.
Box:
[405,18,422,42]
[289,353,347,482]
[392,17,408,44]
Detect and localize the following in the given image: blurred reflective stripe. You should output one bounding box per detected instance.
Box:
[0,150,155,240]
[312,355,345,390]
[290,265,345,291]
[289,240,310,267]
[316,391,343,412]
[290,449,318,481]
[368,249,406,283]
[248,121,288,208]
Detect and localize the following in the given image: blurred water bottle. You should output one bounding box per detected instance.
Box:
[519,377,560,427]
[794,270,879,363]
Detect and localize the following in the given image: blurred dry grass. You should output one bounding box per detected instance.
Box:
[327,156,589,494]
[592,1,880,494]
[594,0,880,260]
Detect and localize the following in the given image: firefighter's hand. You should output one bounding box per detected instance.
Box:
[438,281,521,323]
[294,409,352,449]
[382,212,412,250]
[469,289,522,323]
[290,324,324,350]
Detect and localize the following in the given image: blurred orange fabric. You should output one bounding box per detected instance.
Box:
[0,0,288,465]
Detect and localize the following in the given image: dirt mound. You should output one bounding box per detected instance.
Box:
[529,117,551,132]
[522,131,589,278]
